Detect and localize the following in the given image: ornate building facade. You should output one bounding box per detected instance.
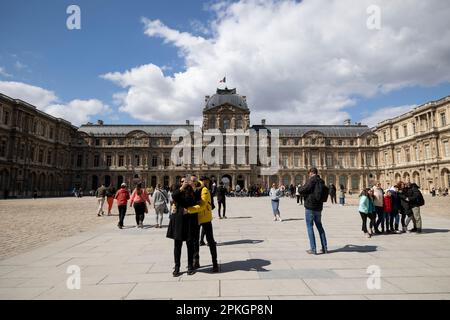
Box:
[374,95,450,190]
[1,89,449,198]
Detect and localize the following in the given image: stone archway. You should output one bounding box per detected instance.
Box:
[412,171,420,185]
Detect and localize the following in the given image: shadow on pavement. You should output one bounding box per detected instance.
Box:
[420,228,449,234]
[217,239,264,246]
[221,216,252,219]
[198,259,271,273]
[329,244,378,253]
[282,218,304,222]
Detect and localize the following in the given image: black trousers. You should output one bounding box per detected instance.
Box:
[218,200,226,217]
[133,202,146,225]
[330,194,337,204]
[200,225,206,242]
[296,195,300,204]
[360,212,376,233]
[174,239,194,269]
[118,205,127,227]
[193,224,201,262]
[195,221,218,265]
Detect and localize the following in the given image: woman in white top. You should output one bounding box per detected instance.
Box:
[269,183,283,222]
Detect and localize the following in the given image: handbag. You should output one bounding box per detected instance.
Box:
[160,190,170,214]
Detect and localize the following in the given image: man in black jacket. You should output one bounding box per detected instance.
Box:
[299,167,328,255]
[216,182,227,219]
[406,183,424,233]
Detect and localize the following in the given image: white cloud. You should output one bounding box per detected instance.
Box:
[0,81,109,126]
[45,100,110,126]
[0,67,12,78]
[103,0,450,125]
[0,81,57,107]
[361,105,417,128]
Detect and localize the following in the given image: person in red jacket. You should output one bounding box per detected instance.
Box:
[383,190,393,233]
[115,183,130,229]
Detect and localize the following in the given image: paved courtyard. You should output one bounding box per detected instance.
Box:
[1,196,450,300]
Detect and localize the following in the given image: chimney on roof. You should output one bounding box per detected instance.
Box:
[87,122,93,125]
[261,119,266,126]
[97,120,104,126]
[205,95,210,102]
[186,120,190,125]
[242,96,247,101]
[343,119,351,126]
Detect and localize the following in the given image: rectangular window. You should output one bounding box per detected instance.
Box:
[152,155,158,167]
[311,154,318,167]
[47,150,52,165]
[366,153,373,166]
[396,150,401,163]
[443,141,449,157]
[384,152,388,164]
[49,128,54,139]
[0,140,6,157]
[282,153,289,167]
[164,157,170,167]
[19,144,25,159]
[38,149,44,163]
[441,113,447,127]
[118,155,124,167]
[326,154,333,167]
[425,144,431,159]
[135,155,140,166]
[405,148,411,162]
[94,155,100,167]
[412,122,416,134]
[383,131,387,142]
[108,139,112,146]
[403,125,408,137]
[350,153,356,167]
[77,154,83,167]
[3,111,9,125]
[294,153,300,167]
[350,140,354,146]
[95,139,100,146]
[325,139,331,146]
[338,140,343,146]
[395,128,399,139]
[106,155,112,166]
[415,147,419,161]
[338,153,344,167]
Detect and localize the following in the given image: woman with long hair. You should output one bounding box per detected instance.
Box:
[130,183,151,228]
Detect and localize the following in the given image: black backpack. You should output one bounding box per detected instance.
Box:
[315,179,329,203]
[417,191,425,206]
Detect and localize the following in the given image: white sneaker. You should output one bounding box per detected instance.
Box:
[273,217,277,221]
[278,216,282,222]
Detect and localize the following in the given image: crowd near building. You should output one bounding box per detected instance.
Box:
[0,88,449,198]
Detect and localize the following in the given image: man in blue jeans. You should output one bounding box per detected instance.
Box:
[299,167,328,255]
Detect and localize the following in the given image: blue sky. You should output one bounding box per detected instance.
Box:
[1,0,449,126]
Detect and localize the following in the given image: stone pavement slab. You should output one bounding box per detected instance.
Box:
[1,196,450,299]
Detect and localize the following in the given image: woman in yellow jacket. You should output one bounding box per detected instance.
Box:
[188,176,219,273]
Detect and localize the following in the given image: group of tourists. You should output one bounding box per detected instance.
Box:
[358,181,424,237]
[95,182,170,229]
[166,174,219,276]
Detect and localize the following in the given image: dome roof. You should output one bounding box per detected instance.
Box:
[204,88,249,111]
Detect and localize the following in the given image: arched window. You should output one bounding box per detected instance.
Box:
[223,118,230,130]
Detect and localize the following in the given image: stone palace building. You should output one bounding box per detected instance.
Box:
[0,88,449,198]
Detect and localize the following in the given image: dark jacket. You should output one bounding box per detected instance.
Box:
[329,184,337,196]
[397,189,411,215]
[217,186,227,202]
[166,187,198,241]
[299,175,324,211]
[406,183,423,208]
[390,190,400,215]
